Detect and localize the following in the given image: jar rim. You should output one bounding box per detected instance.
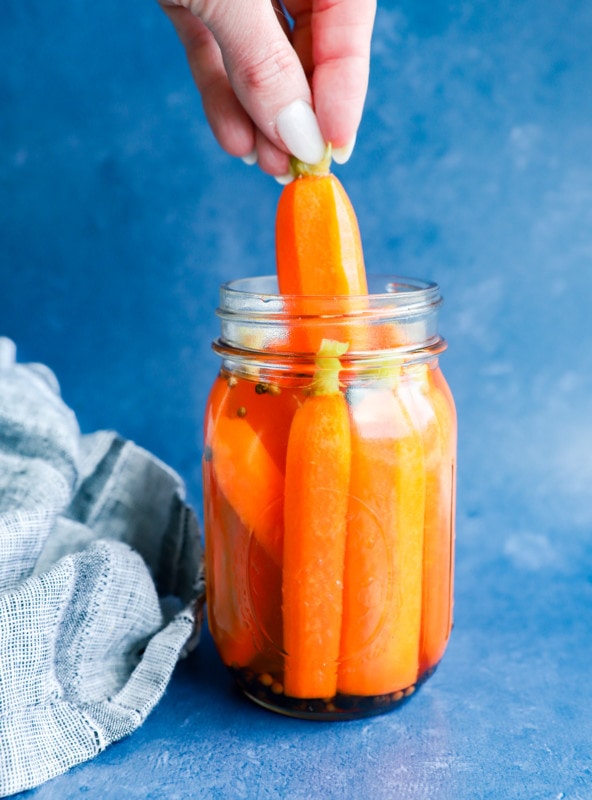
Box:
[214,274,445,363]
[217,274,441,319]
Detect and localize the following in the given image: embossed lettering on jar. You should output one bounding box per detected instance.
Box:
[202,275,456,720]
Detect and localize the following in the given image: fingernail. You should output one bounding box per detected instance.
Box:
[276,100,326,165]
[332,135,357,165]
[241,149,257,166]
[274,173,294,185]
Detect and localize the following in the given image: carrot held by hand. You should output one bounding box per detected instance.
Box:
[276,150,367,297]
[282,339,351,699]
[275,150,368,353]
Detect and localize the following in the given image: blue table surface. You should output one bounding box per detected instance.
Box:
[2,0,592,797]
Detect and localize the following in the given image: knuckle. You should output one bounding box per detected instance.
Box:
[236,41,299,95]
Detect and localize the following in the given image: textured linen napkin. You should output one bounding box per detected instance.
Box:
[0,338,204,796]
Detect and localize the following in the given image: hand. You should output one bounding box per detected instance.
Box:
[159,0,376,179]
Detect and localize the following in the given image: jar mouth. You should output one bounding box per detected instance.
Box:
[215,274,445,362]
[218,275,442,319]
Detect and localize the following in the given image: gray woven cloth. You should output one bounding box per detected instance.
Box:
[0,338,204,797]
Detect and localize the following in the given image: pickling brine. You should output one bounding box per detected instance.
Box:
[203,275,456,719]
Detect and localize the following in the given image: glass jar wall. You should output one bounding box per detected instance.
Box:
[202,276,456,719]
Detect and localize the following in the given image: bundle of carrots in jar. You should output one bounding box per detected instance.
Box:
[202,149,456,719]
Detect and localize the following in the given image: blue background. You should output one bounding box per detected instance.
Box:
[2,0,592,797]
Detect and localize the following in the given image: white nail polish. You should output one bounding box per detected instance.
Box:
[276,100,326,165]
[332,135,357,165]
[274,173,294,186]
[241,149,257,166]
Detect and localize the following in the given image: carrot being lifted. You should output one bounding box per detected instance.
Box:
[282,340,351,699]
[276,152,367,297]
[275,152,368,353]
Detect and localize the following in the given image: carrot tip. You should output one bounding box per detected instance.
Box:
[289,145,333,179]
[312,339,349,396]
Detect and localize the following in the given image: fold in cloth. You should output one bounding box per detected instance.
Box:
[0,338,204,796]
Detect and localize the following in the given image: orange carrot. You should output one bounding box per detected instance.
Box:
[247,529,284,671]
[203,372,230,445]
[202,461,260,668]
[282,340,351,699]
[204,475,285,671]
[204,373,258,666]
[276,172,367,297]
[418,365,456,673]
[275,154,368,353]
[224,375,301,472]
[204,373,297,667]
[206,374,299,565]
[338,383,426,696]
[210,412,284,565]
[206,372,300,473]
[396,363,456,675]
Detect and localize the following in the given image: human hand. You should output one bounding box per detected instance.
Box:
[159,0,376,179]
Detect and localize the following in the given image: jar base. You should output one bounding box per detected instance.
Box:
[232,665,438,721]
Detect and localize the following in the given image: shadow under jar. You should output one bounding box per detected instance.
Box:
[202,275,456,720]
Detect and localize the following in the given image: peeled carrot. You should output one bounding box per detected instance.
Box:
[206,374,299,565]
[202,462,259,668]
[210,412,284,564]
[419,365,456,673]
[276,155,367,297]
[396,363,456,675]
[337,384,426,696]
[203,372,230,445]
[204,374,300,669]
[216,373,300,472]
[204,374,258,666]
[275,154,368,353]
[247,529,284,670]
[282,340,351,699]
[203,473,285,670]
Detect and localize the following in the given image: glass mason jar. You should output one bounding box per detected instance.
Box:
[203,275,456,720]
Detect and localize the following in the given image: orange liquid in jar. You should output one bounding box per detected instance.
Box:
[203,360,456,720]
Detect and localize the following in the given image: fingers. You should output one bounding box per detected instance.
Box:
[202,0,326,166]
[286,0,376,161]
[160,0,375,173]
